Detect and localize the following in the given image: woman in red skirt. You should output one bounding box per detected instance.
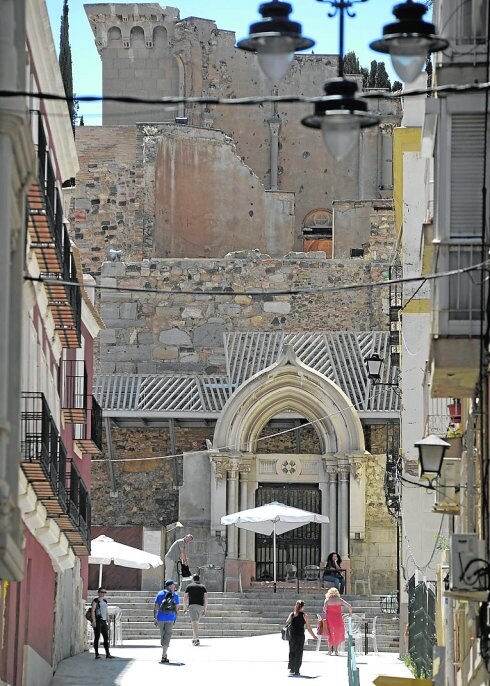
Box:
[323,587,352,655]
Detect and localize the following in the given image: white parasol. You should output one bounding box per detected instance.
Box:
[221,501,329,585]
[89,534,164,587]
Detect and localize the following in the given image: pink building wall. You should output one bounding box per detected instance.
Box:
[2,531,55,686]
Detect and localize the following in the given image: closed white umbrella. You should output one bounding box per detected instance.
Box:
[89,535,164,587]
[221,501,329,586]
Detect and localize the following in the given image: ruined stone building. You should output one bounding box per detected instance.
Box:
[73,3,402,592]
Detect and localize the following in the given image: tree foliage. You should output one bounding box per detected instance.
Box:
[59,0,79,131]
[343,51,392,90]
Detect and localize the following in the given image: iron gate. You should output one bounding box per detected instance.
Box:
[254,484,321,581]
[407,574,436,678]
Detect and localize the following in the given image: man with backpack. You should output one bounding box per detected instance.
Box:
[154,580,180,663]
[89,587,114,659]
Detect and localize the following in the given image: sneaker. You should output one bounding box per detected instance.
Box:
[106,655,115,659]
[95,655,100,660]
[160,657,169,663]
[194,639,200,646]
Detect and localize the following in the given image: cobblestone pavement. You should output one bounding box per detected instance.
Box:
[50,635,412,685]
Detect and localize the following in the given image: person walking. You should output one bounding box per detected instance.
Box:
[286,599,316,676]
[323,587,352,655]
[165,533,193,588]
[154,580,180,663]
[183,573,208,645]
[90,587,114,660]
[322,551,345,594]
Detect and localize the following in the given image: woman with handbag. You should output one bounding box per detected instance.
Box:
[286,599,317,676]
[322,551,345,594]
[323,587,352,655]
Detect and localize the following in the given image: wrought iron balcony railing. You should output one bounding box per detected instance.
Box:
[67,462,91,550]
[20,391,91,554]
[74,396,103,454]
[60,359,88,423]
[20,392,68,516]
[28,110,81,348]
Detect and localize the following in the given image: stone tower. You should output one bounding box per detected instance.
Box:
[85,3,182,124]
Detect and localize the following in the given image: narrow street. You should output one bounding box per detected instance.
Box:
[50,635,412,685]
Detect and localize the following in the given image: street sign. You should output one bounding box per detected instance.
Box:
[374,678,433,686]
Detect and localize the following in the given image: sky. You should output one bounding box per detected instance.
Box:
[45,0,406,125]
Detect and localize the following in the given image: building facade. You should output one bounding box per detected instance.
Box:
[0,2,102,685]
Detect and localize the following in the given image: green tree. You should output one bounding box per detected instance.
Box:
[343,51,392,90]
[392,80,403,92]
[374,61,391,89]
[59,0,78,131]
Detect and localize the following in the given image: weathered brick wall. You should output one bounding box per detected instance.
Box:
[97,255,392,375]
[92,426,213,526]
[73,126,145,273]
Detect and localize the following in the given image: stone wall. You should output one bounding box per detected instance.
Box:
[96,254,391,375]
[84,4,402,243]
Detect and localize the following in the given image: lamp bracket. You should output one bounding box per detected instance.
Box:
[316,0,368,20]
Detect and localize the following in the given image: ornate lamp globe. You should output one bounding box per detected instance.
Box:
[415,434,450,478]
[237,1,315,82]
[302,79,379,161]
[370,0,449,83]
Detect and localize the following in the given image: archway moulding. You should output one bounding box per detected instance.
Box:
[213,345,366,455]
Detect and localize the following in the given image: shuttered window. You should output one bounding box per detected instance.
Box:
[450,114,487,237]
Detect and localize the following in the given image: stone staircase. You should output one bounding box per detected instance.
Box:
[91,589,400,652]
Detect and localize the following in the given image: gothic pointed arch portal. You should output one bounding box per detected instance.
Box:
[210,345,368,586]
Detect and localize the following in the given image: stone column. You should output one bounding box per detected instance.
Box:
[327,464,338,553]
[246,481,258,560]
[239,467,250,559]
[319,481,329,562]
[226,459,239,558]
[338,464,350,558]
[349,457,366,540]
[268,114,281,190]
[380,123,394,194]
[210,456,228,537]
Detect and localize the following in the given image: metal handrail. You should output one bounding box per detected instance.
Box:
[347,617,360,686]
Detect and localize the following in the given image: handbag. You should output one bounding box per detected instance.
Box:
[281,623,292,641]
[317,618,327,636]
[180,562,191,578]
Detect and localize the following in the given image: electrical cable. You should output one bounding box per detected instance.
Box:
[24,259,489,299]
[6,80,490,111]
[90,401,358,463]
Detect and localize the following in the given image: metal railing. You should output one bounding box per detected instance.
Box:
[20,391,60,485]
[61,359,88,416]
[68,462,91,545]
[347,617,360,686]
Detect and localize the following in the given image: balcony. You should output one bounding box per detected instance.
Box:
[28,111,81,348]
[429,241,484,397]
[20,392,67,516]
[74,396,103,454]
[66,462,91,552]
[20,392,90,554]
[60,359,87,423]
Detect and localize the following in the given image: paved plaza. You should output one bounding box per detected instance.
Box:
[50,635,412,685]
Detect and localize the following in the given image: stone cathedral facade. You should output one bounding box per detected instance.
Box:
[73,3,402,592]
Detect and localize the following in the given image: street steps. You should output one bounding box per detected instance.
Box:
[89,590,399,652]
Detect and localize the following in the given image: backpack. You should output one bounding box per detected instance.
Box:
[85,598,99,621]
[159,592,176,613]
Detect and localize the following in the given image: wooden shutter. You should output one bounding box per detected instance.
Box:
[450,114,486,237]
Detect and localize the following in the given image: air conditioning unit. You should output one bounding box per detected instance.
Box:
[450,533,486,592]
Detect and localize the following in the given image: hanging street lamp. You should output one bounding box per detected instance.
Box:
[300,0,379,161]
[236,1,315,82]
[370,1,449,83]
[414,434,451,479]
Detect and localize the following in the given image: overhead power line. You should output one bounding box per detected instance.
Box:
[5,80,490,110]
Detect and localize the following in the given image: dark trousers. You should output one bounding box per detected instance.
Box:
[94,619,110,656]
[288,633,305,674]
[323,573,345,594]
